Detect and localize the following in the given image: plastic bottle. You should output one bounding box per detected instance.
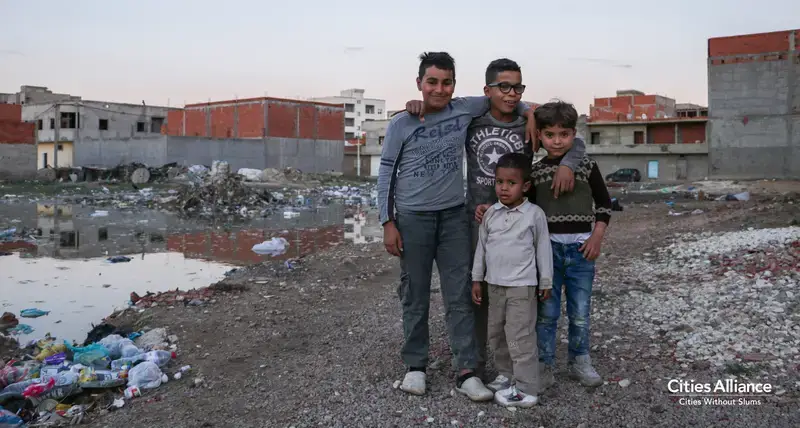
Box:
[110,351,175,370]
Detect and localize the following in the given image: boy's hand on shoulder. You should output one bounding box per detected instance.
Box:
[474,204,491,223]
[524,110,538,150]
[471,282,483,305]
[579,233,603,261]
[405,100,425,122]
[552,166,575,199]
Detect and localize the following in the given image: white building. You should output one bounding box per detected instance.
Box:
[311,89,386,139]
[22,100,175,169]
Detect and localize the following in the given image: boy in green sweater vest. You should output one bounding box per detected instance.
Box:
[527,101,612,389]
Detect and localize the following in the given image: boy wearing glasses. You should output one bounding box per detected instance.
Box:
[467,59,584,382]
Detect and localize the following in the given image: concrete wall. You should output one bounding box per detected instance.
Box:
[73,136,166,167]
[166,136,343,173]
[588,124,647,145]
[0,143,36,180]
[708,29,799,179]
[72,135,344,173]
[592,154,708,182]
[587,142,709,181]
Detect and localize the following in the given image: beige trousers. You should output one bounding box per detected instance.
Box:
[488,284,540,395]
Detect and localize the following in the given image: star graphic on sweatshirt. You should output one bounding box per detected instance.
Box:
[485,148,503,165]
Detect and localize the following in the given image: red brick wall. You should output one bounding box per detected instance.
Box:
[648,124,675,144]
[679,122,706,143]
[210,105,235,138]
[238,102,264,138]
[166,110,184,135]
[168,98,344,140]
[267,102,297,138]
[298,105,316,139]
[0,104,21,122]
[709,29,799,65]
[709,30,795,57]
[317,108,345,140]
[0,122,35,144]
[185,110,206,136]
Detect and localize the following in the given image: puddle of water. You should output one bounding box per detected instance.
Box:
[0,252,229,343]
[0,199,383,343]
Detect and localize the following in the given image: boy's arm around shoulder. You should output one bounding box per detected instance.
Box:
[452,96,532,118]
[530,205,553,290]
[470,206,494,282]
[588,160,612,228]
[559,137,586,171]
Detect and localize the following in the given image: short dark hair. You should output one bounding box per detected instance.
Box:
[418,52,456,80]
[495,152,532,179]
[534,101,579,130]
[485,58,521,84]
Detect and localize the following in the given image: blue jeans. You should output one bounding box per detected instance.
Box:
[537,242,595,365]
[395,205,477,370]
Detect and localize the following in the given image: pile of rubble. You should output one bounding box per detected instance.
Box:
[613,227,800,380]
[171,173,275,218]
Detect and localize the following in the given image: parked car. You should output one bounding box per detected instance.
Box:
[605,168,641,183]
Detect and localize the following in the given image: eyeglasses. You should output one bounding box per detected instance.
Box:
[487,82,526,94]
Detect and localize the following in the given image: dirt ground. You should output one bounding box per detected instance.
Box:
[78,195,799,428]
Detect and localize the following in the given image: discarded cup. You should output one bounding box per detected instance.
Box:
[124,386,141,399]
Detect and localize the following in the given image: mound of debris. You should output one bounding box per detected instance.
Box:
[172,171,275,217]
[613,227,800,380]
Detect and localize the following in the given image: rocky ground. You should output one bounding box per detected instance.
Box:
[76,195,799,428]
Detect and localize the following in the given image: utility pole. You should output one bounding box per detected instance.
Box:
[53,103,59,169]
[356,141,361,177]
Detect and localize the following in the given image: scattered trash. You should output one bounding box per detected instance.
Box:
[90,210,109,217]
[619,378,631,388]
[252,237,289,257]
[19,308,49,319]
[237,168,264,182]
[6,325,33,336]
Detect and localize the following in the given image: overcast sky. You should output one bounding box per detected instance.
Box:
[1,0,798,113]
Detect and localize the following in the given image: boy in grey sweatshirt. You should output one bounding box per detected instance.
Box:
[377,52,535,401]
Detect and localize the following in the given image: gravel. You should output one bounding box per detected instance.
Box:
[81,200,799,428]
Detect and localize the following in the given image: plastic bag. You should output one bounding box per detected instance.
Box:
[0,360,40,389]
[252,237,288,256]
[65,342,110,369]
[127,361,163,390]
[22,377,55,398]
[0,406,24,427]
[99,335,138,359]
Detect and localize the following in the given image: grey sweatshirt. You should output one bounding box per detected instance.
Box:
[465,110,587,214]
[377,97,530,225]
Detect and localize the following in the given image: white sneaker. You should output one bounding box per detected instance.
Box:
[399,371,426,395]
[455,376,493,401]
[494,386,539,408]
[486,375,511,392]
[568,355,603,387]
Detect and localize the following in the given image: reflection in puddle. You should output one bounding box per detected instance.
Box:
[0,199,383,343]
[1,252,230,342]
